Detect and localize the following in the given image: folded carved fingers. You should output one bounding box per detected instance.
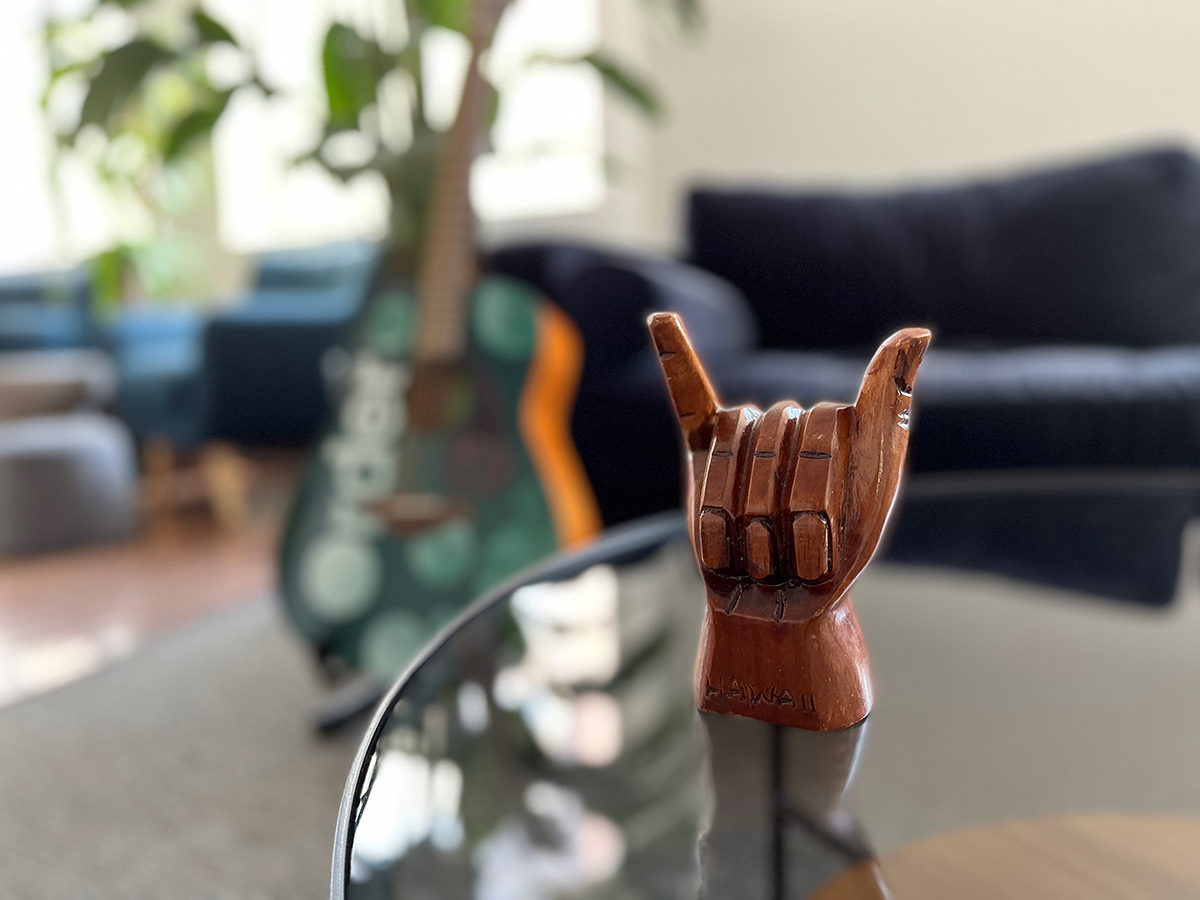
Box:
[695,400,853,586]
[649,312,931,604]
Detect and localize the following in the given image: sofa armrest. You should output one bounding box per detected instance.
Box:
[490,241,759,528]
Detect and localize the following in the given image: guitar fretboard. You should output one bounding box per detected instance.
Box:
[412,29,495,363]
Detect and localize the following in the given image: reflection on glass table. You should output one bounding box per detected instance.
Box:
[331,513,1200,899]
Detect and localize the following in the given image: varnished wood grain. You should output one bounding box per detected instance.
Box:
[652,307,721,452]
[649,312,931,731]
[814,814,1200,899]
[792,511,831,581]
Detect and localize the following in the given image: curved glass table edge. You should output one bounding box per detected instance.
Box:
[328,511,689,899]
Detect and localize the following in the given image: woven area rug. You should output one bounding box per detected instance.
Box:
[0,601,359,900]
[3,550,1199,898]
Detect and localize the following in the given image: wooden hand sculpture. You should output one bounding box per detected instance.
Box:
[649,313,931,731]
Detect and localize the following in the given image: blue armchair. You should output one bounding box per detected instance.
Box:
[110,239,382,448]
[202,240,380,445]
[0,267,95,351]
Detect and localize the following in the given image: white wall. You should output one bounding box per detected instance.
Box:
[633,0,1200,251]
[8,0,1198,274]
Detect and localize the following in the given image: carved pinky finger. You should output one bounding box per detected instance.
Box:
[648,312,719,451]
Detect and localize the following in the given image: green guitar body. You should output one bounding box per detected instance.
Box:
[278,276,571,679]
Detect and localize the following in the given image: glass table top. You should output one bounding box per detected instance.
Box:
[331,513,1200,898]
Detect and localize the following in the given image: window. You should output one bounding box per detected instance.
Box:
[0,0,607,274]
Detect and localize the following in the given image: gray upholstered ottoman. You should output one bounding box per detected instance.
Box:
[0,413,138,554]
[0,349,116,421]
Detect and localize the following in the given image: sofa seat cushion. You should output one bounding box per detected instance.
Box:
[718,346,1200,472]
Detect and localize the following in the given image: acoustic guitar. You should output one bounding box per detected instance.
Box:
[278,0,600,679]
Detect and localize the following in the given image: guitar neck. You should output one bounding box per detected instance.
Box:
[413,32,493,364]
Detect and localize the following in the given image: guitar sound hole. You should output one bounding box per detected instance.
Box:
[448,434,517,495]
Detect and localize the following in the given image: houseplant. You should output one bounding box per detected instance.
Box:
[43,0,701,303]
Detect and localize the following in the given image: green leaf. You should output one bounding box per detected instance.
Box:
[581,53,663,119]
[41,60,90,113]
[250,74,276,98]
[322,23,394,131]
[640,0,704,32]
[668,0,704,31]
[78,39,173,132]
[485,81,500,129]
[192,10,236,46]
[90,245,135,307]
[164,112,216,161]
[163,92,231,162]
[416,0,470,33]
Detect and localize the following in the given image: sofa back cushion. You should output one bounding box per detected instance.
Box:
[688,147,1200,350]
[254,240,382,302]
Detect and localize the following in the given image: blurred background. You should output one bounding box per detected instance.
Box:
[2,0,1200,895]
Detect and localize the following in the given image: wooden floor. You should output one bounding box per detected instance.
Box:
[0,451,302,707]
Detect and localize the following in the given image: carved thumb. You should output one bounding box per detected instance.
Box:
[854,328,932,420]
[836,327,932,589]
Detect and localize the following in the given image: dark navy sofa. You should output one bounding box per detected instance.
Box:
[493,147,1200,606]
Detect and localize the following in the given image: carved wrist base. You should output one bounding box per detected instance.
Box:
[695,597,873,732]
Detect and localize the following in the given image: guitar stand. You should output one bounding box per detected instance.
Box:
[312,675,387,736]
